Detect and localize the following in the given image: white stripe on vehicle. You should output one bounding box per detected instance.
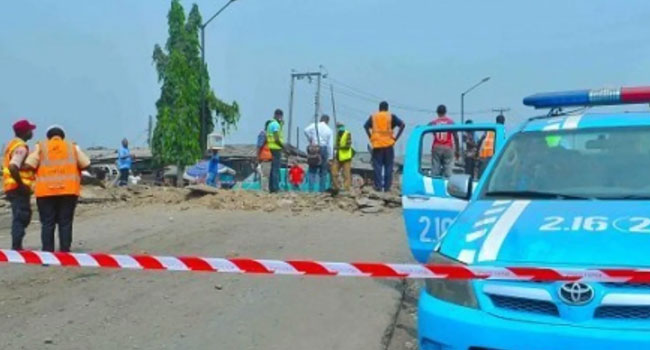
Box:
[562,115,582,130]
[483,207,507,216]
[542,123,561,131]
[466,229,488,243]
[423,177,434,195]
[492,200,511,207]
[478,200,531,262]
[457,249,476,264]
[474,217,498,228]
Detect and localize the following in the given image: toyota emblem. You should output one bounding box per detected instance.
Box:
[558,282,595,306]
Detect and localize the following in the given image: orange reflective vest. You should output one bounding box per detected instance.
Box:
[370,111,395,149]
[34,137,81,198]
[479,131,495,158]
[2,138,35,193]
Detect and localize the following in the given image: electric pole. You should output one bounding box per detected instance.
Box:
[492,107,511,117]
[315,73,322,129]
[286,69,327,147]
[287,72,296,146]
[147,115,153,147]
[330,84,338,127]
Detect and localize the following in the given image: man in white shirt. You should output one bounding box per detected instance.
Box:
[304,115,333,192]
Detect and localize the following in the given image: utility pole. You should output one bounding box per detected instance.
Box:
[315,73,322,128]
[492,107,511,117]
[287,69,327,147]
[147,115,153,147]
[330,84,338,127]
[287,73,296,146]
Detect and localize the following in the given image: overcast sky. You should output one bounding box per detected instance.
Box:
[2,0,650,152]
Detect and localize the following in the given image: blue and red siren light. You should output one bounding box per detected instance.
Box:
[523,86,650,109]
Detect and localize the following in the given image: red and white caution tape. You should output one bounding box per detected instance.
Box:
[1,249,650,283]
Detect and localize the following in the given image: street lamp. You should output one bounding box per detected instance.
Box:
[200,0,238,152]
[460,76,490,125]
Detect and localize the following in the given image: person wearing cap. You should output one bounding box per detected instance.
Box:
[25,125,91,252]
[3,119,37,250]
[331,121,354,193]
[266,109,286,193]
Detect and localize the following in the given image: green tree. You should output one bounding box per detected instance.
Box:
[152,0,240,183]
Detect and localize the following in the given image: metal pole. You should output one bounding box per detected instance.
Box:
[148,115,153,147]
[200,26,206,152]
[296,126,300,150]
[287,75,295,146]
[461,93,465,125]
[330,84,338,127]
[315,73,322,121]
[198,0,238,153]
[314,73,322,144]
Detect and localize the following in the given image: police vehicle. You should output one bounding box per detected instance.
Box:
[402,86,650,350]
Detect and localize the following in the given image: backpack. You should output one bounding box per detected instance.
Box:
[307,144,322,167]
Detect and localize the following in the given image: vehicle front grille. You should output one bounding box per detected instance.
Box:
[601,282,650,290]
[594,306,650,320]
[489,295,559,316]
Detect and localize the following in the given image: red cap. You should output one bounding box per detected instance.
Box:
[12,119,36,134]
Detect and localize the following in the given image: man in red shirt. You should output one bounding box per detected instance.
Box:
[429,105,459,178]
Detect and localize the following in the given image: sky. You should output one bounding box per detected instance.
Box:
[1,0,650,153]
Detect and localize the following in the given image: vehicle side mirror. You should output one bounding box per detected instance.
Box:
[447,174,472,200]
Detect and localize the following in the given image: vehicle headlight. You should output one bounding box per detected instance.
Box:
[425,252,479,309]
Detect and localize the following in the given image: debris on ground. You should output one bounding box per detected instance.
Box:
[79,184,401,214]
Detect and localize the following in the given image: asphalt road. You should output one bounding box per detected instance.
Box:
[0,204,417,350]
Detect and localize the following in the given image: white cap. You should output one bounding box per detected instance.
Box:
[46,124,66,138]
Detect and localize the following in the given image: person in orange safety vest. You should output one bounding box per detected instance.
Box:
[364,101,405,192]
[477,114,505,178]
[3,119,37,250]
[25,125,90,252]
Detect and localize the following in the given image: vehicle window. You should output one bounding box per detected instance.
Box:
[419,128,497,179]
[483,126,650,199]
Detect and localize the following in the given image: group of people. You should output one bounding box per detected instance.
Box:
[255,109,355,194]
[3,119,90,252]
[430,105,505,179]
[255,100,506,194]
[255,100,406,194]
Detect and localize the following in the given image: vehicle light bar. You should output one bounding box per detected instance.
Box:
[523,86,650,109]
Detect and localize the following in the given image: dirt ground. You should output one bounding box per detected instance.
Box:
[0,189,418,350]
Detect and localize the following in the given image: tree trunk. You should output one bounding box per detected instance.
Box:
[176,164,185,188]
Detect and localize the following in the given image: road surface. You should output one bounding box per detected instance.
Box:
[0,202,417,349]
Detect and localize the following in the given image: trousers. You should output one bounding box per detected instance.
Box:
[371,147,394,192]
[7,190,32,250]
[331,159,352,191]
[269,150,282,193]
[37,195,78,252]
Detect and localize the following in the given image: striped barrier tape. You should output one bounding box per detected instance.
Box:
[1,249,649,283]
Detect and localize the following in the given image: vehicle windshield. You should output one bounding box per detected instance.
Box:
[482,126,650,200]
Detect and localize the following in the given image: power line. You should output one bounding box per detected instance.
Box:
[328,77,436,113]
[328,77,495,117]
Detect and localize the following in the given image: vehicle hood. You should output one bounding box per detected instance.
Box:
[440,200,650,268]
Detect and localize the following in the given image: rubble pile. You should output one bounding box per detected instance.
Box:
[78,184,401,214]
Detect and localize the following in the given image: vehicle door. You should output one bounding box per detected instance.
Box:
[402,124,506,263]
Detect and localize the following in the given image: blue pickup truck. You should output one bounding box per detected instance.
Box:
[402,87,650,350]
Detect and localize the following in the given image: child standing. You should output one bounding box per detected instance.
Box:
[288,160,305,191]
